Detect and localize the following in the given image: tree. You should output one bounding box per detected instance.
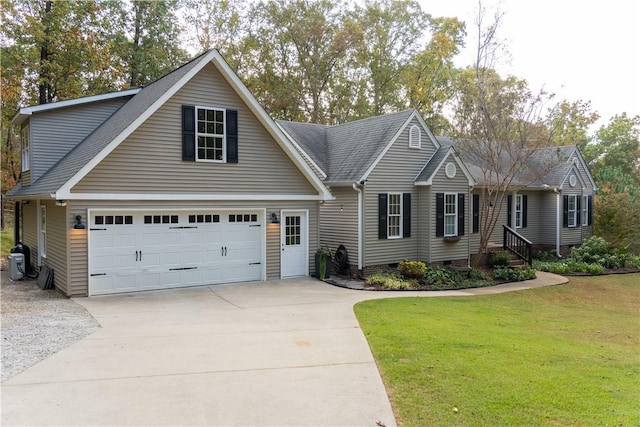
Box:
[547,99,599,150]
[447,3,555,266]
[351,0,428,115]
[107,0,189,88]
[241,0,357,123]
[401,16,465,134]
[585,113,640,181]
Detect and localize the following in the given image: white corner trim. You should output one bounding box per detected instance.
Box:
[56,192,327,201]
[276,122,327,179]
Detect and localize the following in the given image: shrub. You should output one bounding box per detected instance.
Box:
[425,266,461,287]
[493,267,532,282]
[570,236,611,264]
[398,260,427,278]
[468,267,489,281]
[489,250,511,267]
[534,250,559,262]
[630,255,640,269]
[366,273,420,290]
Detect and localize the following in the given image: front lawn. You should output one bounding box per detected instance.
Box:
[355,274,640,426]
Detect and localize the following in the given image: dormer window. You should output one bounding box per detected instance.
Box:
[21,125,30,171]
[409,125,421,149]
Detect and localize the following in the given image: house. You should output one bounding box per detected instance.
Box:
[278,114,596,276]
[8,49,333,296]
[8,50,597,295]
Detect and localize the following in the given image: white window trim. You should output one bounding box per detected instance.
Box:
[515,194,523,228]
[582,195,588,226]
[568,195,577,228]
[409,125,421,149]
[444,193,458,237]
[387,193,402,239]
[195,106,226,163]
[21,125,30,172]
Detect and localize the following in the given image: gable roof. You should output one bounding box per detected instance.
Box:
[442,138,595,190]
[278,109,440,184]
[415,145,475,186]
[9,50,332,201]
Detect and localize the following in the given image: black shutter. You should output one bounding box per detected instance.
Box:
[472,194,480,233]
[507,195,512,227]
[458,193,465,236]
[378,193,387,239]
[402,193,411,238]
[563,195,569,228]
[436,193,444,237]
[576,196,582,226]
[182,105,195,161]
[522,195,528,228]
[226,109,238,163]
[587,195,593,226]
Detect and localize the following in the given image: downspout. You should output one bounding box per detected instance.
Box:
[352,183,363,271]
[555,189,561,257]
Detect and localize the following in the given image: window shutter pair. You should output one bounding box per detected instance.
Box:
[182,105,238,163]
[435,193,465,237]
[377,193,411,239]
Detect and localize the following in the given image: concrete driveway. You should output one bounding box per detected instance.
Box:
[1,274,565,426]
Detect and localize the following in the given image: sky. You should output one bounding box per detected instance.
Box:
[420,0,639,129]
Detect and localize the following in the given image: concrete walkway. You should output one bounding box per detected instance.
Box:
[1,273,567,426]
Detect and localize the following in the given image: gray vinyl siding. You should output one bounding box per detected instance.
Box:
[73,63,316,196]
[429,165,470,263]
[561,190,585,246]
[66,199,318,296]
[540,192,559,246]
[510,191,541,243]
[363,117,437,266]
[21,202,38,259]
[40,200,69,295]
[21,170,31,187]
[29,98,130,183]
[319,186,359,267]
[417,187,430,261]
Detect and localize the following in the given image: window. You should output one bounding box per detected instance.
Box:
[196,107,225,161]
[436,193,465,237]
[409,125,421,149]
[582,196,588,226]
[515,195,523,228]
[568,195,577,227]
[444,193,457,236]
[387,193,402,238]
[21,125,30,171]
[40,205,46,258]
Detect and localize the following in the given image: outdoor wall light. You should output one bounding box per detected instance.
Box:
[73,215,86,229]
[55,200,67,207]
[271,212,280,224]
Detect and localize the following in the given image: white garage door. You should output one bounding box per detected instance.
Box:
[89,210,264,295]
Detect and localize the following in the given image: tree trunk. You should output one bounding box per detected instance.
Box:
[38,0,53,105]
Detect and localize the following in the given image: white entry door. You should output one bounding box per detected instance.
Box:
[280,210,308,278]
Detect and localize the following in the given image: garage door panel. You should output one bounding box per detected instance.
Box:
[89,210,264,295]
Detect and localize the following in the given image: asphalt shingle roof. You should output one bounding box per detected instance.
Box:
[278,109,416,183]
[10,50,213,197]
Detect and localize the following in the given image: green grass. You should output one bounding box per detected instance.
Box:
[1,227,14,258]
[355,274,640,426]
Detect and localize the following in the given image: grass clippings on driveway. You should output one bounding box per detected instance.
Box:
[355,274,640,426]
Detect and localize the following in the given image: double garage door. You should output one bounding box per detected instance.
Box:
[89,210,264,295]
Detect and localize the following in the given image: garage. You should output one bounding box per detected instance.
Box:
[88,210,264,295]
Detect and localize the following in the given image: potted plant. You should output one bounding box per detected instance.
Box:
[315,247,333,280]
